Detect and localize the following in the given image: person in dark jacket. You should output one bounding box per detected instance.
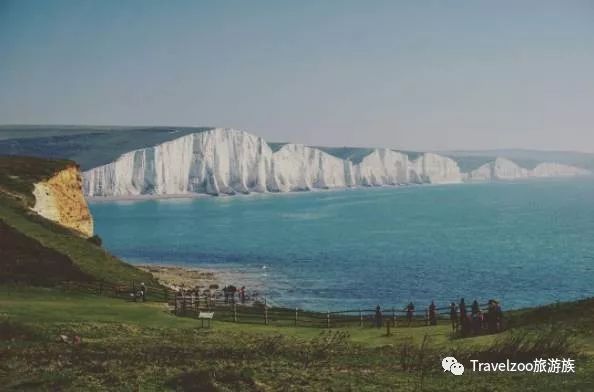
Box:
[459,298,467,334]
[405,302,415,326]
[449,302,458,331]
[375,305,383,328]
[429,301,437,326]
[471,300,481,334]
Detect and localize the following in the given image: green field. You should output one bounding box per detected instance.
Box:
[2,286,594,391]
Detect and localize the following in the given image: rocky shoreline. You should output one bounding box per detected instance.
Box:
[136,264,264,295]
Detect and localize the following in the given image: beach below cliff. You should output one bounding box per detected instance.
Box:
[136,264,266,296]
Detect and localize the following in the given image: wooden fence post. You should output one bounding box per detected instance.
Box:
[295,308,298,326]
[359,309,363,327]
[327,311,330,329]
[392,307,396,327]
[233,303,237,322]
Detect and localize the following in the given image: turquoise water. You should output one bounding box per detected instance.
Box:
[90,179,594,311]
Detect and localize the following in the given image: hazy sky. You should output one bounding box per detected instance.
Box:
[1,0,593,151]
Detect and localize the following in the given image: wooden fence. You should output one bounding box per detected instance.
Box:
[54,280,492,330]
[170,294,491,329]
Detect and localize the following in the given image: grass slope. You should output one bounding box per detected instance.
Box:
[0,221,92,284]
[0,156,154,285]
[0,156,75,206]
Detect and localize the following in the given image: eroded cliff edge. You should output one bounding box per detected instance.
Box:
[32,164,93,237]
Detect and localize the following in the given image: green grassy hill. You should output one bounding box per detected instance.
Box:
[0,156,154,285]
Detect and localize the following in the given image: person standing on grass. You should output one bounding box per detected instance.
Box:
[405,302,415,326]
[459,298,467,334]
[449,302,458,331]
[494,301,503,332]
[471,300,481,334]
[223,286,229,304]
[429,301,437,326]
[375,305,383,328]
[240,286,246,304]
[140,282,146,302]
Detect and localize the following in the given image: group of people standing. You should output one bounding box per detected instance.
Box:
[374,298,503,335]
[222,285,247,304]
[450,298,503,335]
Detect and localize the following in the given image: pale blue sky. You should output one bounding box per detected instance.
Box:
[1,0,593,151]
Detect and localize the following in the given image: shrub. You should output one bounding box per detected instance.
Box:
[87,235,102,246]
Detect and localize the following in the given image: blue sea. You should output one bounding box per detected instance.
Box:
[89,179,594,311]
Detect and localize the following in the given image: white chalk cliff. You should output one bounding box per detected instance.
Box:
[467,158,529,181]
[466,157,590,181]
[530,162,591,178]
[83,128,591,198]
[83,128,463,197]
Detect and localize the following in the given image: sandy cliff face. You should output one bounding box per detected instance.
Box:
[32,165,93,237]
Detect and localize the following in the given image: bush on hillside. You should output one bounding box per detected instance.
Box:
[87,234,102,246]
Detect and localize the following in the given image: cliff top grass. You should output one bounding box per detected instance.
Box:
[0,155,75,206]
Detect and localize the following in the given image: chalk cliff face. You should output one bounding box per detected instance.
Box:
[32,165,94,237]
[530,162,591,178]
[355,149,409,186]
[85,129,274,196]
[410,153,463,184]
[468,158,529,181]
[83,128,590,199]
[467,157,591,181]
[83,128,463,197]
[271,144,350,191]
